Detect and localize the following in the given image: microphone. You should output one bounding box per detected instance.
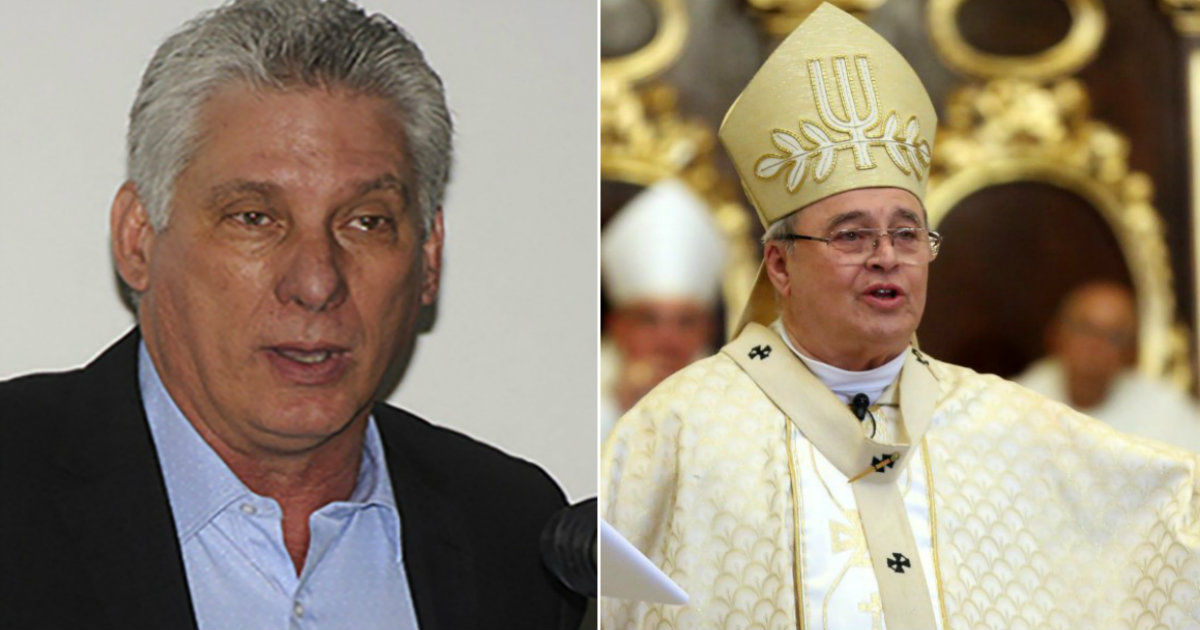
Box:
[540,497,596,598]
[850,393,870,420]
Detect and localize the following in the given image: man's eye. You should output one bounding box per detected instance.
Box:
[832,230,862,243]
[231,211,273,227]
[893,228,920,242]
[349,215,392,231]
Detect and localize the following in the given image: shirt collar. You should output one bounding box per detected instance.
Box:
[138,342,401,558]
[772,320,906,404]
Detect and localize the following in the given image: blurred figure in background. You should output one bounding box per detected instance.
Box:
[600,179,727,440]
[1016,280,1200,449]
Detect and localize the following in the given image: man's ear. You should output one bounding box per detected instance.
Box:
[763,241,792,298]
[111,182,156,293]
[419,208,445,305]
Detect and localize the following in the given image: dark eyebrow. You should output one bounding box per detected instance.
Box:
[825,207,926,230]
[826,210,867,230]
[355,174,407,197]
[894,208,923,226]
[206,180,278,209]
[355,174,410,210]
[202,175,410,211]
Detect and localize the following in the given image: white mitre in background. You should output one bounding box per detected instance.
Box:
[600,178,727,307]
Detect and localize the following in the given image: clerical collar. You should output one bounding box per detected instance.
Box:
[771,320,906,405]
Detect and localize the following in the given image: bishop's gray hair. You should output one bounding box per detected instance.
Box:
[127,0,453,237]
[761,213,798,251]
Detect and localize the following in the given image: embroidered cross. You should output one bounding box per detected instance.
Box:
[911,347,929,366]
[749,345,772,360]
[847,452,899,483]
[887,552,911,574]
[870,453,898,473]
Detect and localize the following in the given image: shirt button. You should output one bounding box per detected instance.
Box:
[240,503,257,515]
[293,602,304,617]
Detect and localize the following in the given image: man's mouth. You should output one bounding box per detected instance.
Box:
[275,348,335,364]
[863,284,905,306]
[264,344,351,385]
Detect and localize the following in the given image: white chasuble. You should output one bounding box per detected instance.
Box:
[602,323,1200,630]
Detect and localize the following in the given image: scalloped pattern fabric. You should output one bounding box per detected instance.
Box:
[601,352,1200,630]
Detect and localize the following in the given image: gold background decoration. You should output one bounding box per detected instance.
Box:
[927,0,1106,80]
[927,76,1192,388]
[601,0,760,335]
[745,0,889,38]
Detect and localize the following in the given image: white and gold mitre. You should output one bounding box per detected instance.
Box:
[719,2,937,227]
[601,178,728,307]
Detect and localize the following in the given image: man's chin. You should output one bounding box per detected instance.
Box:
[854,325,917,355]
[251,397,370,444]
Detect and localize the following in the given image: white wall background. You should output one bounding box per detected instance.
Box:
[0,1,597,500]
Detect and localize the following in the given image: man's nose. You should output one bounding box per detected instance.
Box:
[866,232,900,268]
[275,230,348,312]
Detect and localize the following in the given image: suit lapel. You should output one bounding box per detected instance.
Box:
[377,412,477,629]
[52,330,196,629]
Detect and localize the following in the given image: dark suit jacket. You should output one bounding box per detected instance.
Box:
[0,331,584,629]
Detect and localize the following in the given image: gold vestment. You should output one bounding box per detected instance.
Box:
[602,325,1200,629]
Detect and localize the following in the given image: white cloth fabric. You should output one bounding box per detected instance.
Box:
[1015,358,1200,451]
[774,320,906,405]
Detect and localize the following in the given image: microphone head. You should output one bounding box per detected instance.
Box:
[851,393,870,420]
[540,497,597,598]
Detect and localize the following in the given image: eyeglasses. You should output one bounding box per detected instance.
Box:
[773,227,942,265]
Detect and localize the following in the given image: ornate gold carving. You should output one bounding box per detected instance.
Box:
[928,78,1192,387]
[601,0,760,335]
[601,81,709,186]
[1160,0,1200,36]
[746,0,888,39]
[756,56,931,192]
[601,0,689,85]
[927,0,1106,81]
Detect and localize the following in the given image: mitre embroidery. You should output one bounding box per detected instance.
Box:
[754,55,931,192]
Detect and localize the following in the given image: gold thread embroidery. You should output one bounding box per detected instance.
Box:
[813,56,878,170]
[813,399,925,629]
[811,442,846,511]
[823,556,856,630]
[922,440,950,629]
[754,55,931,192]
[786,421,807,630]
[830,511,871,565]
[859,593,884,630]
[824,509,873,630]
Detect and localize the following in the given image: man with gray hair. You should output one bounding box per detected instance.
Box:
[0,1,584,628]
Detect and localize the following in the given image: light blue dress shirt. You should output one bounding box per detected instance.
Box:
[139,344,420,630]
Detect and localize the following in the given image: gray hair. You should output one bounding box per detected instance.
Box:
[127,0,453,236]
[761,214,797,250]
